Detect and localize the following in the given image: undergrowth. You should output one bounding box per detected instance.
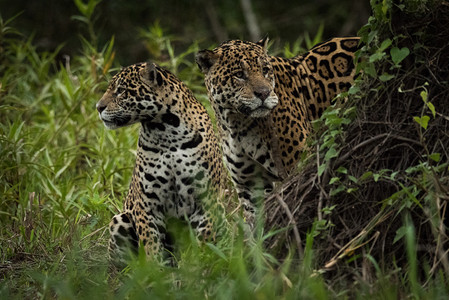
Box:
[265,0,449,298]
[0,0,448,299]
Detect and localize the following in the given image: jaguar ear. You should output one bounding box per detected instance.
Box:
[142,62,162,86]
[256,36,269,53]
[196,50,218,74]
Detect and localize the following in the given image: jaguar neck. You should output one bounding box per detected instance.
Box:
[139,95,203,151]
[214,104,266,134]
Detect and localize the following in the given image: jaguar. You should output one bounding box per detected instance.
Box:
[96,62,228,265]
[196,37,360,225]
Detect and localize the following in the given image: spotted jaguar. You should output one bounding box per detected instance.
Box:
[96,62,228,265]
[196,37,360,225]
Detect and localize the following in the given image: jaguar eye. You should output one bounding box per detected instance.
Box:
[234,71,244,79]
[116,87,126,96]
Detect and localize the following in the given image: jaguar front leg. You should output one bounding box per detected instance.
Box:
[108,212,139,267]
[134,213,170,261]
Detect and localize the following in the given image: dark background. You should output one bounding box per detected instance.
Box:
[0,0,370,65]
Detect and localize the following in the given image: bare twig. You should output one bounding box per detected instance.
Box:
[275,194,304,257]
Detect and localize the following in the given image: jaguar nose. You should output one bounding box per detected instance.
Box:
[96,102,107,114]
[254,87,271,101]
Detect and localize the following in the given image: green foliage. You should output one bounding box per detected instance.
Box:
[314,106,354,182]
[390,46,410,66]
[279,23,324,59]
[0,12,136,296]
[304,1,448,297]
[411,83,436,130]
[73,0,102,20]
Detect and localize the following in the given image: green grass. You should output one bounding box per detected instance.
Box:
[1,6,448,299]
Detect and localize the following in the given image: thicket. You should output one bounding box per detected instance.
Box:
[266,0,449,293]
[0,0,448,298]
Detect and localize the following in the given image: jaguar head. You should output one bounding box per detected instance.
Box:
[96,62,168,129]
[196,38,278,118]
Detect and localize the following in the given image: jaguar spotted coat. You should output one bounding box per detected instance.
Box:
[96,62,227,265]
[196,37,360,225]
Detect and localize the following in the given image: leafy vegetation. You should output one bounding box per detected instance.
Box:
[266,0,449,298]
[1,0,448,299]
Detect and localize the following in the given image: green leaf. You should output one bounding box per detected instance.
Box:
[341,118,351,125]
[390,47,410,65]
[359,171,373,181]
[367,29,378,45]
[364,63,377,77]
[413,115,430,129]
[348,175,358,183]
[390,171,399,180]
[325,147,339,161]
[420,90,428,102]
[346,187,358,193]
[379,73,394,81]
[373,173,381,182]
[73,0,101,19]
[348,85,360,95]
[321,136,335,149]
[379,38,392,52]
[318,163,326,177]
[426,101,436,118]
[393,225,407,244]
[381,0,389,15]
[329,177,340,185]
[330,185,345,196]
[369,52,385,63]
[429,153,441,162]
[337,166,348,174]
[322,205,337,215]
[206,243,228,262]
[398,182,423,209]
[330,129,342,137]
[73,0,88,16]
